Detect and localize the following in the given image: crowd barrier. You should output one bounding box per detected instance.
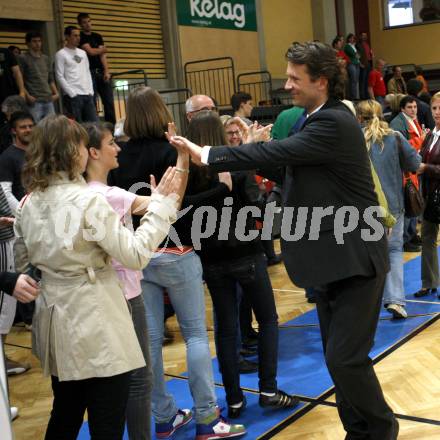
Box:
[184,57,236,109]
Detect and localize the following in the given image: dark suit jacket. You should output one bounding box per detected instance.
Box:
[207,98,390,288]
[414,96,435,130]
[420,132,440,197]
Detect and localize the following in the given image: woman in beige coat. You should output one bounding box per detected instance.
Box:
[13,115,189,440]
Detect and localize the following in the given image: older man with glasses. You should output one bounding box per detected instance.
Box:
[185,94,217,121]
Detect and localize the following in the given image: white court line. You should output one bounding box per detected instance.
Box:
[273,288,305,293]
[406,299,440,306]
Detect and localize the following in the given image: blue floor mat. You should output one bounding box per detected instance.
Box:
[281,300,440,327]
[78,251,440,439]
[200,314,435,396]
[77,378,306,440]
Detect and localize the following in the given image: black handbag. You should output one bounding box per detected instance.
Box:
[423,187,440,223]
[396,133,424,217]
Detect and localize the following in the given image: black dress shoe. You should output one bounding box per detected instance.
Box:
[238,359,258,374]
[259,389,300,409]
[414,288,437,297]
[228,396,247,419]
[306,296,317,304]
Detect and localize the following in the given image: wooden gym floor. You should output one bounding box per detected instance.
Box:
[5,243,440,439]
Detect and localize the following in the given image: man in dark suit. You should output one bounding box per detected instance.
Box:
[168,42,398,439]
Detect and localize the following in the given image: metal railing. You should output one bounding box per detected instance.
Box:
[236,70,273,105]
[158,88,192,134]
[110,70,148,120]
[184,57,236,108]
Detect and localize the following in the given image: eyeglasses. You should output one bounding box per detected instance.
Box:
[191,106,218,114]
[226,130,241,137]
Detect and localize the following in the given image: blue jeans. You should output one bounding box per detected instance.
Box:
[383,212,405,306]
[63,94,98,123]
[29,100,55,122]
[403,216,417,244]
[347,63,360,100]
[141,250,217,424]
[127,295,153,440]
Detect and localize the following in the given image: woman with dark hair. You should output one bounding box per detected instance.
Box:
[185,110,299,418]
[344,33,360,99]
[109,87,245,440]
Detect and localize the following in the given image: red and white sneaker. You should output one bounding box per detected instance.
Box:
[155,408,193,439]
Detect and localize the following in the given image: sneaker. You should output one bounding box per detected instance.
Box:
[195,413,246,440]
[10,406,19,421]
[6,357,30,376]
[386,304,408,319]
[259,389,300,409]
[155,409,192,439]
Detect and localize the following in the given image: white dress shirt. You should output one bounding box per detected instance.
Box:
[428,127,440,152]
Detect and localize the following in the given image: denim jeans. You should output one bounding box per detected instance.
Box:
[203,252,278,406]
[127,295,153,440]
[383,212,405,306]
[29,100,55,122]
[141,250,217,424]
[63,94,98,123]
[347,63,360,100]
[403,216,418,244]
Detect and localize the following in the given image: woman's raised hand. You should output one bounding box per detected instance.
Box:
[247,122,273,143]
[151,166,188,209]
[166,126,204,166]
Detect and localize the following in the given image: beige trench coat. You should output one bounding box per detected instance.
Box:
[14,174,177,381]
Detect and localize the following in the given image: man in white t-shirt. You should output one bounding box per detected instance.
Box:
[55,26,98,123]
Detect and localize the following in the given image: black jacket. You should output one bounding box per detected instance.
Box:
[187,168,263,264]
[206,99,390,288]
[0,271,19,296]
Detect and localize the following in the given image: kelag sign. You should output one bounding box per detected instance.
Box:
[177,0,257,31]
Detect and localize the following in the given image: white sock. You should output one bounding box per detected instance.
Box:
[260,392,276,397]
[229,401,244,408]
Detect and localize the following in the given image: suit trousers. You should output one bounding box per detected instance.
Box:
[421,219,439,289]
[315,273,398,440]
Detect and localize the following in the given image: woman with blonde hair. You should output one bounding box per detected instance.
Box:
[357,100,421,318]
[14,114,184,440]
[414,91,440,298]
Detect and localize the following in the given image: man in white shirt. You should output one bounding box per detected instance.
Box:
[55,26,98,123]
